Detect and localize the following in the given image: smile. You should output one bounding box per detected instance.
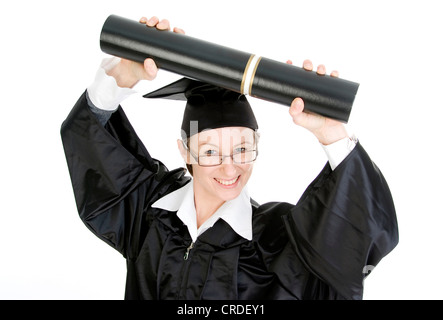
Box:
[214,176,240,187]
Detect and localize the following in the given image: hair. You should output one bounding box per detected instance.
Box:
[182,129,260,177]
[186,163,194,176]
[182,138,194,176]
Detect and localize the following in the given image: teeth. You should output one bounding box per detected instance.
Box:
[215,176,239,186]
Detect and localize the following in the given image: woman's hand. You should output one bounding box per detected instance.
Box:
[106,16,185,88]
[287,59,348,145]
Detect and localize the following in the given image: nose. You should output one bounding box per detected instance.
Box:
[221,154,234,165]
[220,156,237,174]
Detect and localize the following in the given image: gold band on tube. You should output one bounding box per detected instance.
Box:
[248,56,262,97]
[241,54,256,94]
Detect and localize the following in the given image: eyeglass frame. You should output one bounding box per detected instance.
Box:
[181,131,260,167]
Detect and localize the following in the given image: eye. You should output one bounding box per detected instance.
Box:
[201,149,219,157]
[234,147,247,154]
[234,145,255,154]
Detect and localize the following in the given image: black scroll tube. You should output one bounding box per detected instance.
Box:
[100,14,359,123]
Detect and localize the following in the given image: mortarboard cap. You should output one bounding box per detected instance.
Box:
[144,78,258,140]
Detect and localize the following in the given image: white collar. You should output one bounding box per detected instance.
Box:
[151,180,252,242]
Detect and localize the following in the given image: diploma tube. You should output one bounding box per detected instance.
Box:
[100,15,359,123]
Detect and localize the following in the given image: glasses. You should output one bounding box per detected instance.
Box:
[183,141,258,167]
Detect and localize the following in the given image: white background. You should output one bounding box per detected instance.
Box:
[1,0,442,300]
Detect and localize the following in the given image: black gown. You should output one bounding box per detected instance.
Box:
[60,92,398,300]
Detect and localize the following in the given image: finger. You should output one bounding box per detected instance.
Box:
[289,98,308,126]
[146,16,159,27]
[144,58,158,80]
[289,97,304,117]
[139,17,148,24]
[303,59,313,71]
[316,64,326,75]
[157,19,171,30]
[330,70,339,78]
[286,59,293,65]
[173,27,185,34]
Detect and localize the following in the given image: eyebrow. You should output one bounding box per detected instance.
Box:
[198,140,255,148]
[198,142,219,148]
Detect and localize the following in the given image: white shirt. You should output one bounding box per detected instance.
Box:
[151,182,253,242]
[87,57,357,242]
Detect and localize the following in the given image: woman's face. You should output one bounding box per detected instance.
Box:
[182,127,257,203]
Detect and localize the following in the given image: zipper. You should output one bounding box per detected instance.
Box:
[177,241,195,299]
[183,241,194,260]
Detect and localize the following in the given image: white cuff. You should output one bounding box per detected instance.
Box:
[321,135,357,170]
[87,57,137,111]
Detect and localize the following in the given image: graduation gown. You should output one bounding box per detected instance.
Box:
[60,92,398,300]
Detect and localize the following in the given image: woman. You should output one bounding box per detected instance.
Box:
[61,16,398,300]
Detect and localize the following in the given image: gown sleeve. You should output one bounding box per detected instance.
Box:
[60,91,188,258]
[281,142,398,299]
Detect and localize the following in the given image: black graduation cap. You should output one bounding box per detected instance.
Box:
[143,78,258,140]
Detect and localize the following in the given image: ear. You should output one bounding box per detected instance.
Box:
[177,139,189,163]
